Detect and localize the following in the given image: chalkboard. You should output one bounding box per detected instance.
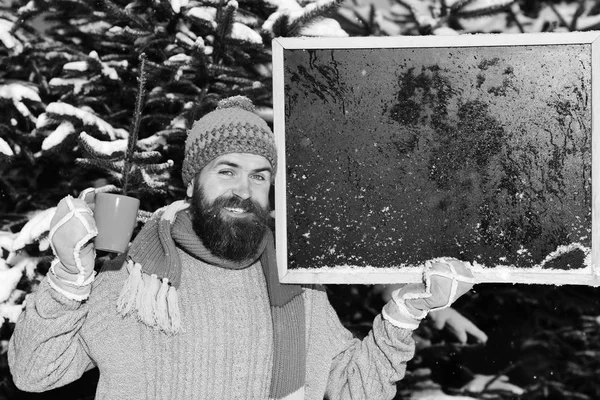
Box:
[272,32,600,285]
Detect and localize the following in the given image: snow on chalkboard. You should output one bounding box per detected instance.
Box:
[272,33,600,284]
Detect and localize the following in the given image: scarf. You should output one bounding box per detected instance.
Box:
[115,201,306,399]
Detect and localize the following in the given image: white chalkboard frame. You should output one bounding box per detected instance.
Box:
[272,32,600,285]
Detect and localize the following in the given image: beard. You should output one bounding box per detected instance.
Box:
[189,186,271,262]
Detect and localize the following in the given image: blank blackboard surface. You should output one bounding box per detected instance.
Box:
[272,32,600,285]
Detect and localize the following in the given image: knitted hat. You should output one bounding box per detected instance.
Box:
[182,96,277,186]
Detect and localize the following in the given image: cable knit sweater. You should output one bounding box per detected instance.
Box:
[9,248,416,400]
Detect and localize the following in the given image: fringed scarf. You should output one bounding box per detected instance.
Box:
[115,201,306,399]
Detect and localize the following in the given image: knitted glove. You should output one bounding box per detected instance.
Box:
[382,258,476,330]
[47,188,98,301]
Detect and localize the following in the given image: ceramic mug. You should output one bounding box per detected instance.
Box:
[93,193,140,253]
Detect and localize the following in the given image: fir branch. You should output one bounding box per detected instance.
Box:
[158,80,205,95]
[506,6,525,33]
[97,41,134,53]
[31,44,82,60]
[144,97,177,109]
[69,17,104,28]
[287,0,344,37]
[56,0,96,11]
[207,63,238,75]
[102,53,128,62]
[104,109,131,123]
[213,0,237,62]
[292,4,333,29]
[136,37,172,58]
[212,81,230,92]
[131,151,163,164]
[0,11,18,23]
[183,9,216,31]
[122,25,152,38]
[122,53,148,195]
[346,4,375,32]
[137,183,168,196]
[453,0,516,19]
[154,128,188,140]
[137,134,166,151]
[224,36,263,52]
[215,74,256,86]
[44,102,127,140]
[93,183,121,194]
[101,0,148,30]
[140,159,174,173]
[270,13,292,37]
[164,54,194,69]
[128,167,144,182]
[140,113,173,126]
[75,157,124,179]
[226,40,264,63]
[450,0,478,12]
[175,81,206,96]
[237,84,264,94]
[216,0,237,40]
[391,0,430,28]
[234,9,261,28]
[78,131,127,159]
[10,1,47,34]
[547,1,570,30]
[139,169,168,192]
[147,0,175,22]
[175,32,202,51]
[570,0,587,32]
[144,59,174,73]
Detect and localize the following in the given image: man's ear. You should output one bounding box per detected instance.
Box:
[186,180,194,198]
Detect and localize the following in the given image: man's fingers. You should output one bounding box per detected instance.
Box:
[430,308,489,344]
[464,320,488,343]
[446,323,469,344]
[431,315,446,330]
[449,317,488,344]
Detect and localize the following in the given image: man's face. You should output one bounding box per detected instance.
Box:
[189,152,272,213]
[187,153,273,261]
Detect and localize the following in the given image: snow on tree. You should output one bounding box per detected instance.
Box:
[0,0,348,341]
[76,53,175,198]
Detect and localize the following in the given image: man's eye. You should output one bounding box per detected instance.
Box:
[219,170,234,176]
[252,174,266,181]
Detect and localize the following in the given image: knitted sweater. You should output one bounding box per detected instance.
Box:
[9,249,416,400]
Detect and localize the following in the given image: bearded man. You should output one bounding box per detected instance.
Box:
[9,96,475,400]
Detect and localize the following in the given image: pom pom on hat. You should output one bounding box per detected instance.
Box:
[182,96,277,186]
[216,95,255,112]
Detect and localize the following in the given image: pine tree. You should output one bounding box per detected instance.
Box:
[0,0,346,395]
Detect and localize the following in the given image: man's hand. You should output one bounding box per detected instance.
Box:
[382,258,476,329]
[429,308,488,344]
[47,188,98,301]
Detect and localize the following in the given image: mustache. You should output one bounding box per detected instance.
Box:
[218,196,258,212]
[215,195,266,215]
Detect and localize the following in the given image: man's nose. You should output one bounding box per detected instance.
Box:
[232,177,251,199]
